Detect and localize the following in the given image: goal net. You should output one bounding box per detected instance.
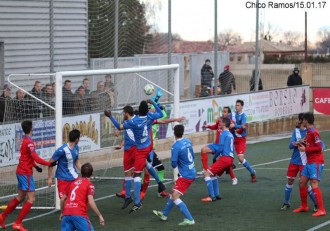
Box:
[1,64,180,210]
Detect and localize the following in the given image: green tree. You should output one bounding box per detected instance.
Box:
[88,0,150,58]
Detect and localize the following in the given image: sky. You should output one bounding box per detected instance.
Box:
[152,0,329,44]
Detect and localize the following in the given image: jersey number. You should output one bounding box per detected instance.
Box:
[187,148,193,162]
[70,185,79,201]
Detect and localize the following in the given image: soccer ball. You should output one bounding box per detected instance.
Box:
[144,84,154,95]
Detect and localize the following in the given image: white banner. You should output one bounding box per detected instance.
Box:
[0,124,16,167]
[62,113,100,153]
[167,86,309,136]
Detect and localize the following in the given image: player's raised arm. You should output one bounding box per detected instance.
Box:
[147,99,163,119]
[104,110,124,130]
[156,116,186,124]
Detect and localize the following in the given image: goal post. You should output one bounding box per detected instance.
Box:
[2,64,180,211]
[54,64,180,209]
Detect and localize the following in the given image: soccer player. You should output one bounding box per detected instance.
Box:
[202,117,234,202]
[231,99,256,182]
[47,129,82,202]
[61,162,105,230]
[105,99,163,213]
[281,113,317,211]
[200,106,237,187]
[153,125,196,226]
[0,120,55,231]
[293,112,326,217]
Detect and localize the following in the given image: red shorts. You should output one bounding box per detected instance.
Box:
[234,137,246,155]
[57,179,75,199]
[287,163,304,179]
[124,146,136,172]
[173,177,194,195]
[208,156,233,176]
[134,146,152,173]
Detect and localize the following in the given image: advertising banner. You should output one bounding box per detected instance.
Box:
[0,124,16,167]
[167,86,309,137]
[313,88,330,115]
[62,113,100,153]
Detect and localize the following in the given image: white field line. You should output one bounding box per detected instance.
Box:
[4,150,329,229]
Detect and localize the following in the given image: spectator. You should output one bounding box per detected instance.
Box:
[105,74,115,93]
[0,85,13,122]
[91,81,111,111]
[73,86,87,114]
[78,78,92,111]
[250,69,263,91]
[218,65,236,95]
[42,84,55,117]
[200,59,214,96]
[27,81,43,99]
[62,80,74,115]
[104,82,115,108]
[13,89,30,120]
[287,67,302,87]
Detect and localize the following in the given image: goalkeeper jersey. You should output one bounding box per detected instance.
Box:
[171,138,196,180]
[52,143,79,181]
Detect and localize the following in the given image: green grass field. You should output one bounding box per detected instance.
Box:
[2,131,330,231]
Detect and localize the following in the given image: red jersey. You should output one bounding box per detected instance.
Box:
[63,178,95,216]
[16,136,38,175]
[305,127,324,164]
[207,119,222,143]
[16,136,51,175]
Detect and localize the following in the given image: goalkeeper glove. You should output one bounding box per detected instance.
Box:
[35,166,42,173]
[152,88,163,103]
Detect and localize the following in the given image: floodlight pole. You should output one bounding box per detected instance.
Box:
[254,0,260,91]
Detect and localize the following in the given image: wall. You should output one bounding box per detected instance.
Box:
[0,0,88,81]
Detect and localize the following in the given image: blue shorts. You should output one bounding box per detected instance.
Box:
[301,163,324,181]
[207,144,220,154]
[17,174,35,191]
[61,215,94,231]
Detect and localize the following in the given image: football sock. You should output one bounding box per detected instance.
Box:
[229,166,236,179]
[299,186,308,207]
[125,177,133,198]
[141,174,150,194]
[284,184,293,204]
[146,163,160,183]
[174,199,193,221]
[313,187,325,211]
[157,170,165,182]
[121,179,126,193]
[308,185,317,206]
[242,159,255,174]
[211,177,220,197]
[15,201,32,224]
[134,177,142,204]
[163,196,174,216]
[205,177,215,198]
[201,152,209,170]
[3,197,20,217]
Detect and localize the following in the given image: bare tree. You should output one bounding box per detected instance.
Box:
[316,26,330,53]
[260,22,281,42]
[282,31,302,47]
[218,29,242,48]
[141,0,162,32]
